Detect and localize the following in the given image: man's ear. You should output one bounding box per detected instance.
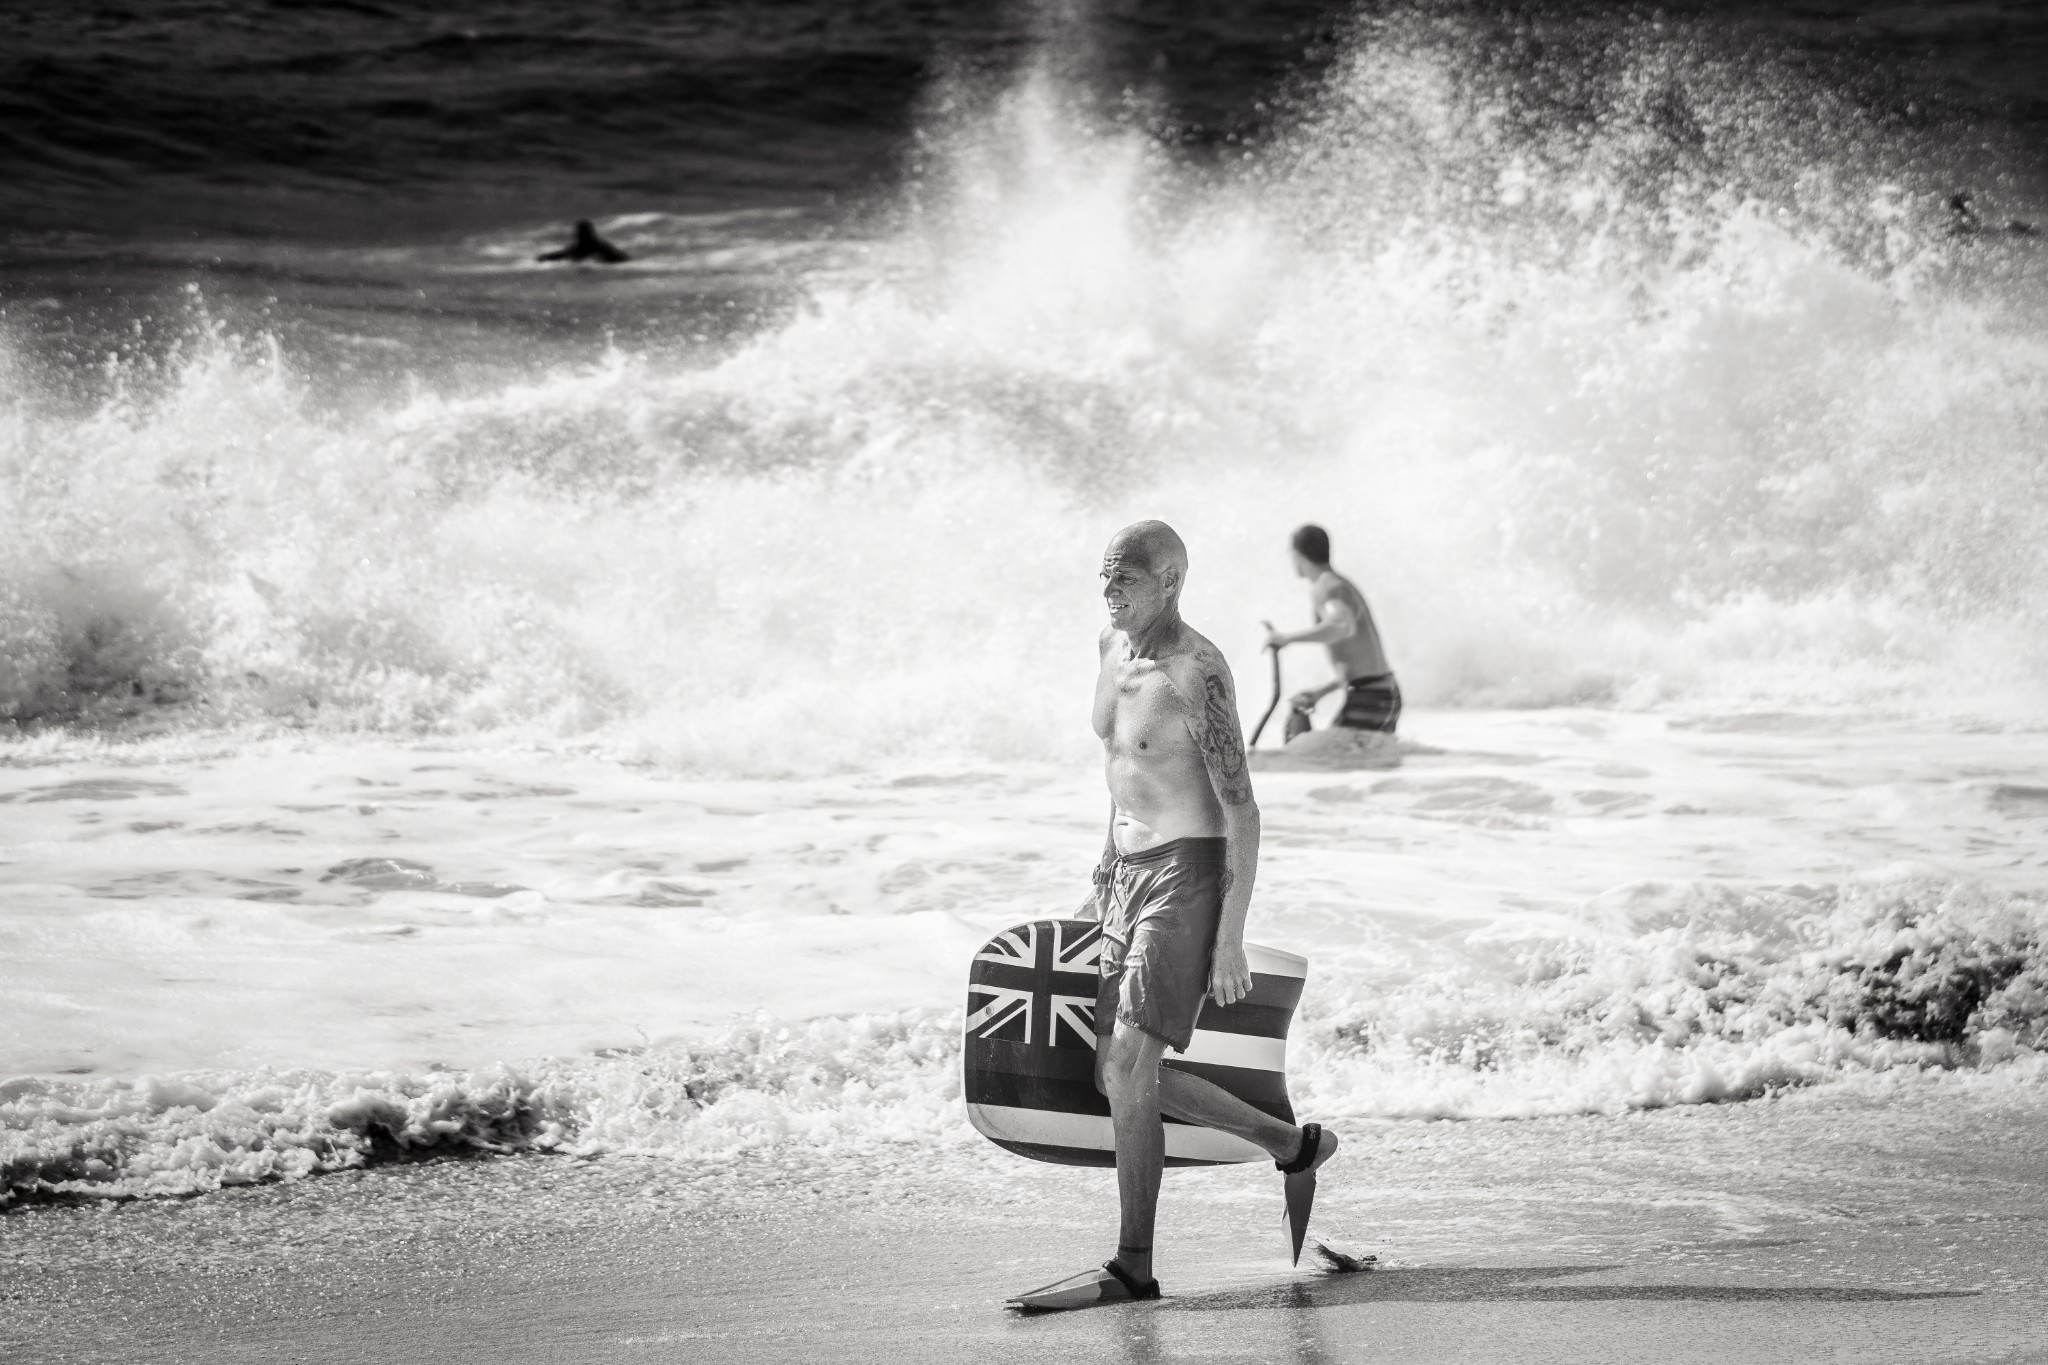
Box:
[1162,565,1183,598]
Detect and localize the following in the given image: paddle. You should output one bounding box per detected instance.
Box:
[1248,641,1282,748]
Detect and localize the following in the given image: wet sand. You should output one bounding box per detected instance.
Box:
[6,1080,2045,1365]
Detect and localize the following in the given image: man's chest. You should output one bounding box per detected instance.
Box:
[1093,657,1190,750]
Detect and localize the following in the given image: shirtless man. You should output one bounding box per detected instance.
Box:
[1006,520,1338,1312]
[1263,523,1400,739]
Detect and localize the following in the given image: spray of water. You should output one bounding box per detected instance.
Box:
[3,15,2045,770]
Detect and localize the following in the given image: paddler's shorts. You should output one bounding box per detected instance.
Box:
[1094,837,1225,1053]
[1335,672,1402,733]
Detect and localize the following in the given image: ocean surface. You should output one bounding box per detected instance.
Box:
[4,0,2047,1208]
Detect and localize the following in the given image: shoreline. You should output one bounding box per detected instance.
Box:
[7,1078,2046,1364]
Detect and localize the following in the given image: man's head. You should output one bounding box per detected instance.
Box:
[1101,520,1188,635]
[1290,523,1331,579]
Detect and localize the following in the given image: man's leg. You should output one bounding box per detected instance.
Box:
[1158,1063,1341,1268]
[1097,1019,1168,1285]
[1001,1014,1172,1309]
[1156,1066,1302,1162]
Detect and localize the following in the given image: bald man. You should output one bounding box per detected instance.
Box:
[1006,520,1339,1312]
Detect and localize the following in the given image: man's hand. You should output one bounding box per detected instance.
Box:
[1262,619,1290,650]
[1289,689,1322,713]
[1208,940,1253,1007]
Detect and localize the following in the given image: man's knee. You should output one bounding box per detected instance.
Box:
[1097,1020,1163,1099]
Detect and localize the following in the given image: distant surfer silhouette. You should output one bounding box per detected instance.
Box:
[1948,193,2038,239]
[536,219,628,263]
[1005,521,1339,1312]
[1263,524,1399,743]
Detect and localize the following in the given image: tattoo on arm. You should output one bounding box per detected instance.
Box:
[1195,672,1253,807]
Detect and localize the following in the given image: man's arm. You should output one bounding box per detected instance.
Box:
[1264,596,1358,649]
[1291,678,1343,708]
[1177,651,1261,1007]
[1080,802,1116,920]
[1080,626,1119,920]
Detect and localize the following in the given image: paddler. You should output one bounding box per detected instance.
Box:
[1006,520,1339,1312]
[1263,523,1400,740]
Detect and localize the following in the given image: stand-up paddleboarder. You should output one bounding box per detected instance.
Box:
[1263,524,1399,740]
[1006,521,1339,1312]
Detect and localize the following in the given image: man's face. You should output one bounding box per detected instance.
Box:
[1101,546,1174,633]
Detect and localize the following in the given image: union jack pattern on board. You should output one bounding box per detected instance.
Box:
[967,920,1103,1050]
[963,917,1308,1169]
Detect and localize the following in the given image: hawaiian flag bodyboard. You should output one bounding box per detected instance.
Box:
[963,918,1307,1167]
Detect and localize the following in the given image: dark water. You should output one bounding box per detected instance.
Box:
[1,0,2042,388]
[3,2,2043,238]
[0,1,1364,238]
[0,1,1356,381]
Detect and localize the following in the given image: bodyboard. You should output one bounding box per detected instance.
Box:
[963,917,1306,1167]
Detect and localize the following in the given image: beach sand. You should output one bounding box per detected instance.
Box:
[8,1078,2045,1365]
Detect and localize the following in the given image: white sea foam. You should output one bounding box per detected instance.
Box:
[8,861,2045,1206]
[1,1013,970,1205]
[5,717,2047,1206]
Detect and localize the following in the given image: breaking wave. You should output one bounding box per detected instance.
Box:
[3,15,2047,771]
[8,868,2044,1207]
[1295,867,2048,1117]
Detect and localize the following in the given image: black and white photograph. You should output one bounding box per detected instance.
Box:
[3,1,2046,1360]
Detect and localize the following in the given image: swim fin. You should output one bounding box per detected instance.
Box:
[1005,1261,1160,1312]
[1310,1239,1377,1273]
[1276,1121,1335,1267]
[1283,1170,1316,1266]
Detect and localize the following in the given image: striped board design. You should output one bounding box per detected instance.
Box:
[963,918,1307,1167]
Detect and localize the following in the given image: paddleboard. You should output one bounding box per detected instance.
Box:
[1248,728,1407,772]
[963,918,1306,1167]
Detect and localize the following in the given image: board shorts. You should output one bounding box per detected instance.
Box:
[1335,672,1402,733]
[1094,836,1225,1053]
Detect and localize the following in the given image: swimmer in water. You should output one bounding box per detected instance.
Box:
[1948,192,2038,239]
[537,219,629,263]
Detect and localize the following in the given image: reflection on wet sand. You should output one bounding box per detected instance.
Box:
[1165,1264,1978,1313]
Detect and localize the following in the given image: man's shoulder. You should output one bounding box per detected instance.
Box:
[1320,570,1365,609]
[1163,626,1235,695]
